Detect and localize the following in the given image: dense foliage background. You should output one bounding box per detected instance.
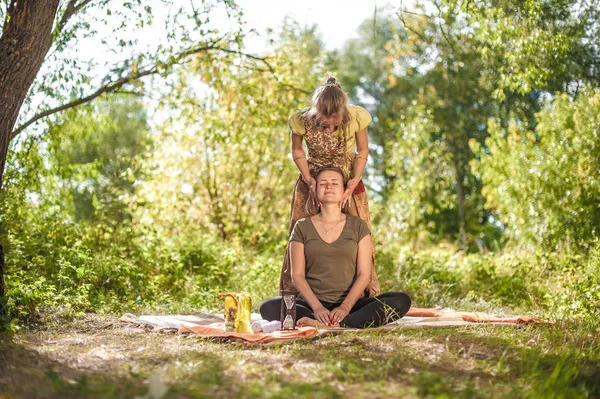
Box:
[1,0,599,327]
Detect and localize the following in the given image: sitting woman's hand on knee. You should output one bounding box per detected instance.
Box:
[330,303,350,325]
[313,306,331,326]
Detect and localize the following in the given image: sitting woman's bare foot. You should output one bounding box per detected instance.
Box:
[296,317,340,328]
[296,317,317,327]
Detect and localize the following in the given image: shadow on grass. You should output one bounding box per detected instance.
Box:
[160,341,344,399]
[284,324,600,398]
[2,319,598,399]
[0,331,341,399]
[284,332,491,398]
[0,334,145,398]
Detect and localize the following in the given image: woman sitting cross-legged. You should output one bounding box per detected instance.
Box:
[260,166,411,328]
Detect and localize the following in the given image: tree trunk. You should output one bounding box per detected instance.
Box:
[0,243,6,328]
[0,0,61,329]
[455,162,467,249]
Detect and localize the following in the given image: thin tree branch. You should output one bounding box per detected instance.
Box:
[433,0,456,52]
[11,69,157,140]
[438,22,456,53]
[21,128,40,157]
[167,39,274,72]
[400,9,434,18]
[189,0,209,27]
[397,11,426,40]
[279,83,311,95]
[56,0,76,31]
[7,0,15,16]
[112,89,144,96]
[54,0,93,37]
[11,46,274,140]
[4,0,15,27]
[214,48,275,73]
[74,0,94,13]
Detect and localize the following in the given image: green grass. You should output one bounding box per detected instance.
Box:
[1,312,598,398]
[3,238,599,398]
[2,241,599,398]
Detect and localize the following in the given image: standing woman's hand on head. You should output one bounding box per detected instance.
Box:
[342,125,369,209]
[304,176,321,208]
[340,177,358,208]
[291,131,321,207]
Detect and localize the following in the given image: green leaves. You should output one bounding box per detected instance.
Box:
[449,0,600,98]
[3,1,599,325]
[334,8,498,247]
[133,22,325,245]
[13,1,247,142]
[473,90,600,249]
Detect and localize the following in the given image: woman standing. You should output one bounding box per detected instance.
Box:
[280,76,380,298]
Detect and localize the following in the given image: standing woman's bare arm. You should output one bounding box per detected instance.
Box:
[353,127,369,180]
[340,127,369,207]
[291,132,317,201]
[291,132,312,184]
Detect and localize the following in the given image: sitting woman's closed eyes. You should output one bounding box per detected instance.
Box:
[260,166,411,328]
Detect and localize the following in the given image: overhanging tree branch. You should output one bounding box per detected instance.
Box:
[399,8,434,18]
[11,46,274,140]
[397,11,426,40]
[432,0,457,52]
[11,68,156,140]
[54,0,94,37]
[177,45,275,73]
[279,83,311,95]
[3,0,16,28]
[55,0,77,33]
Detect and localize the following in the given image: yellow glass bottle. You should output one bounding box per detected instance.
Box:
[219,292,252,333]
[219,293,238,331]
[235,292,252,333]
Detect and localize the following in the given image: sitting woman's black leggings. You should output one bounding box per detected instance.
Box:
[259,292,411,329]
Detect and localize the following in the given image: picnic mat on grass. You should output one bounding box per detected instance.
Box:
[121,308,552,344]
[404,308,550,325]
[178,324,320,344]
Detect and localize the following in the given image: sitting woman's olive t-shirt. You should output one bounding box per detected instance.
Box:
[290,214,371,303]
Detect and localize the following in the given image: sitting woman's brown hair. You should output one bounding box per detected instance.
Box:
[305,165,348,216]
